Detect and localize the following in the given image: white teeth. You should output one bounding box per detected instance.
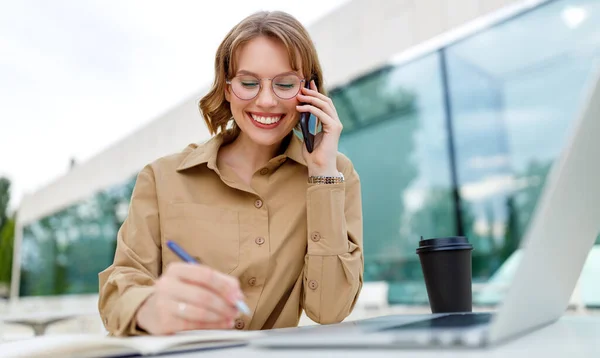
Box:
[251,114,281,124]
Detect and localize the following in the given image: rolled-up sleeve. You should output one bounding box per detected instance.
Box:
[302,160,363,324]
[98,165,161,336]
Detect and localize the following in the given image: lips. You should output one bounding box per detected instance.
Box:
[247,112,286,129]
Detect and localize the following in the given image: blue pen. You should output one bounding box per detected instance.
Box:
[166,240,251,316]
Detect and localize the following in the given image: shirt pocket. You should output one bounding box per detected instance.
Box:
[162,202,240,274]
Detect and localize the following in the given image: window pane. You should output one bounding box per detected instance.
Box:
[339,67,418,126]
[330,89,359,132]
[446,0,600,303]
[337,53,455,304]
[19,175,136,296]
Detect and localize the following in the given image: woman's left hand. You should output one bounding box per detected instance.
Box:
[296,80,343,177]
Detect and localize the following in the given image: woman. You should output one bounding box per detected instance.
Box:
[98,10,363,336]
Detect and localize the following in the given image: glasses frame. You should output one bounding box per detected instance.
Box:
[226,74,307,101]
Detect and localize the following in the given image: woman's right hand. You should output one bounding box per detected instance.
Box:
[135,262,244,335]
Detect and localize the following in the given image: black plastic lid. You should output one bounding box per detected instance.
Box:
[416,236,473,254]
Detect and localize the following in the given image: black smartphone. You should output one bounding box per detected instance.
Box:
[299,78,315,152]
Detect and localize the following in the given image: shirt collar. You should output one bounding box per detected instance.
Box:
[282,132,307,166]
[176,131,307,172]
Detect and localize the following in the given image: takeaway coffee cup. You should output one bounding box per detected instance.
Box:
[416,236,473,313]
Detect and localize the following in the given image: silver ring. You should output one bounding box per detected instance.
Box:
[178,302,187,314]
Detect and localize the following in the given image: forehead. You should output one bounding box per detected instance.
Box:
[234,36,301,77]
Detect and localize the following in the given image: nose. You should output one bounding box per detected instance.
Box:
[255,81,278,108]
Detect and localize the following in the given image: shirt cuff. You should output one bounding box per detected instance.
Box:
[118,286,155,336]
[306,182,348,255]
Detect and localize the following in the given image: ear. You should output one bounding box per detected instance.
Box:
[224,85,231,102]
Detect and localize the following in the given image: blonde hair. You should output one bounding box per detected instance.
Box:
[199,11,325,140]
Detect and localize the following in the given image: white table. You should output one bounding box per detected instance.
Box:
[1,309,92,336]
[1,294,100,336]
[163,315,600,357]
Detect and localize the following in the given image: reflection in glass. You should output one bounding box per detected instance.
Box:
[446,0,600,285]
[19,175,137,296]
[337,53,455,304]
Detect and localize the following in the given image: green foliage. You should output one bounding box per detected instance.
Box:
[0,177,13,287]
[0,217,15,284]
[0,177,10,232]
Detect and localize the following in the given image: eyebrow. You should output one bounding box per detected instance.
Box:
[236,70,300,77]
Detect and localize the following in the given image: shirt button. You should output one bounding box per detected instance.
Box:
[259,168,269,175]
[310,232,321,242]
[255,237,265,245]
[309,280,319,290]
[248,277,257,286]
[254,199,263,208]
[235,318,245,330]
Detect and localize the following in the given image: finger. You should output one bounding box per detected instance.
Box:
[296,93,336,119]
[160,278,239,320]
[170,300,232,324]
[177,316,235,333]
[301,81,338,116]
[296,105,342,134]
[166,263,242,302]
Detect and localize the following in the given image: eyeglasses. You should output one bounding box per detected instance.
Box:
[226,74,306,100]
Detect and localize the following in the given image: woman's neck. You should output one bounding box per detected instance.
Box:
[219,132,282,175]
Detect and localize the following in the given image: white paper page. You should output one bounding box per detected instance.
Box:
[1,330,264,357]
[1,334,133,358]
[128,330,264,354]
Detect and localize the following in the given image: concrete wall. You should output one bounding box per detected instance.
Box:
[311,0,529,89]
[17,92,210,226]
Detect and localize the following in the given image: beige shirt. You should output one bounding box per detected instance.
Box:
[98,132,364,336]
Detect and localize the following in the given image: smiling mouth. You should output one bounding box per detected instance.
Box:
[248,112,285,125]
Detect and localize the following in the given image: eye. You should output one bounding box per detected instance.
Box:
[274,83,296,90]
[241,81,259,88]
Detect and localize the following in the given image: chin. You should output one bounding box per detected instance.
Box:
[244,129,290,147]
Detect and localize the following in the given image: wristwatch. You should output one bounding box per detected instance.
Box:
[308,172,345,184]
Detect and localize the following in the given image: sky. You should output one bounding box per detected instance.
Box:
[0,0,349,211]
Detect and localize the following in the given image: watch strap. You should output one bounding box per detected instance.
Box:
[308,172,345,184]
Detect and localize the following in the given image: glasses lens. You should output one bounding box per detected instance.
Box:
[231,76,260,100]
[272,75,301,99]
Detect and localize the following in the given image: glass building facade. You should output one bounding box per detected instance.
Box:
[19,0,600,305]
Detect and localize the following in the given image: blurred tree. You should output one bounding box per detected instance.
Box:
[407,188,460,244]
[499,196,520,264]
[0,177,14,294]
[0,177,10,231]
[0,216,15,284]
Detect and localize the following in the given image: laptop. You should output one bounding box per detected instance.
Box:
[253,68,600,349]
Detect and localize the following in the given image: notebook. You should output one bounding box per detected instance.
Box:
[1,329,264,358]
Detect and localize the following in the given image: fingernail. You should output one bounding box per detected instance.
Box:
[228,293,242,304]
